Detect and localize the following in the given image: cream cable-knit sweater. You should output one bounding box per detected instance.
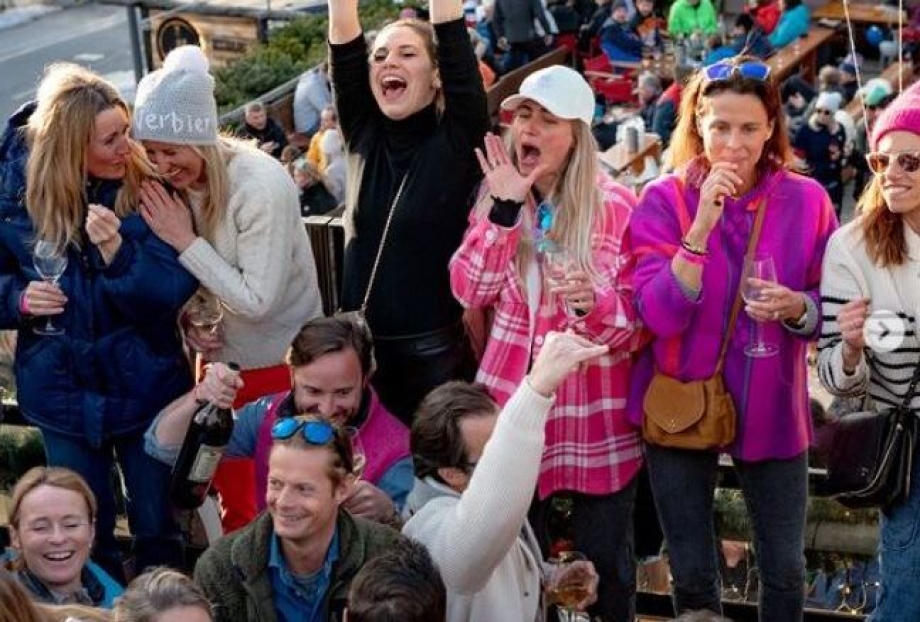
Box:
[403,380,554,622]
[180,144,322,369]
[818,219,920,410]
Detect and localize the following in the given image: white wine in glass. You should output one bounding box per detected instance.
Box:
[741,255,779,358]
[546,551,592,622]
[32,240,68,336]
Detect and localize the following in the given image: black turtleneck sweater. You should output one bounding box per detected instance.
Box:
[330,18,489,338]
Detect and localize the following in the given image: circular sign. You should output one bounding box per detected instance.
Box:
[156,16,201,61]
[864,309,909,353]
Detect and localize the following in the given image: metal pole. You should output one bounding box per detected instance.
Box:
[127,3,146,83]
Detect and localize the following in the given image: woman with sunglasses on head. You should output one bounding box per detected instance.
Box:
[817,82,920,620]
[326,0,489,424]
[450,65,642,621]
[627,56,837,619]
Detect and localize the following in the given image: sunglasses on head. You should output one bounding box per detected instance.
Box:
[702,61,772,84]
[866,151,920,175]
[271,415,336,444]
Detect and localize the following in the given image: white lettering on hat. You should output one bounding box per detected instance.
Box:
[144,113,162,130]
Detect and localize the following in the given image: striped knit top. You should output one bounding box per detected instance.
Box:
[818,219,920,410]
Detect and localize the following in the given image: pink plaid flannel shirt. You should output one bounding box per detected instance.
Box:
[450,177,643,499]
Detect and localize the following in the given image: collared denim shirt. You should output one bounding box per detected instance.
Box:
[268,528,340,622]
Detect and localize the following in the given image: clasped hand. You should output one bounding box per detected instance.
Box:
[744,279,807,323]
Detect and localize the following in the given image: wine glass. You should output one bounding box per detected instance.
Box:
[543,245,577,320]
[345,426,367,480]
[546,551,593,622]
[741,255,779,358]
[32,240,68,336]
[187,293,224,336]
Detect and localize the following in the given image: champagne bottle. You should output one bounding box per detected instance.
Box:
[169,363,239,509]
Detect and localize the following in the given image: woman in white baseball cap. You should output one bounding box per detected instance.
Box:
[450,64,643,620]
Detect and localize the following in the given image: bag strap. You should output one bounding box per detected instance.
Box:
[899,355,920,409]
[669,176,767,375]
[358,171,411,316]
[715,196,768,375]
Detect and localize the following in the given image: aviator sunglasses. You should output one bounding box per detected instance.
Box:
[271,415,336,444]
[866,151,920,175]
[271,415,353,471]
[702,61,772,84]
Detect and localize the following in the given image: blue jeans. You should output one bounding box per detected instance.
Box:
[871,456,920,620]
[530,477,638,622]
[646,445,807,621]
[41,428,183,580]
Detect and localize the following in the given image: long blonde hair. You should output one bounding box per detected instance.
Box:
[25,63,156,249]
[184,136,238,243]
[477,121,606,284]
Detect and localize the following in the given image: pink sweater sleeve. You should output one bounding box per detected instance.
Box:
[449,207,523,308]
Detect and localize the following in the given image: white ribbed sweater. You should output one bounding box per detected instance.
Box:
[403,380,555,622]
[818,219,920,409]
[180,144,323,369]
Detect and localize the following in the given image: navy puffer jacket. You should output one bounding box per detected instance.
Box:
[0,102,197,446]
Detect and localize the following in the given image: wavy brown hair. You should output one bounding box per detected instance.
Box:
[26,63,156,249]
[668,55,793,175]
[857,175,907,267]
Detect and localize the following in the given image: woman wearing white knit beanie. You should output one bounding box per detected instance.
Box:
[134,45,323,530]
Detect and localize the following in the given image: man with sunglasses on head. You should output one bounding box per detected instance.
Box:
[403,331,606,622]
[194,414,404,622]
[145,316,413,527]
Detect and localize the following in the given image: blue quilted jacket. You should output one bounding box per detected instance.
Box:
[0,102,196,445]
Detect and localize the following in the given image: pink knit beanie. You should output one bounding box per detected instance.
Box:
[871,80,920,150]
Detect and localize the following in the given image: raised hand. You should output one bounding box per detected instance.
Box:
[475,132,548,203]
[691,161,746,239]
[528,331,608,396]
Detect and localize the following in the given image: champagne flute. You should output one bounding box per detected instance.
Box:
[741,255,779,358]
[345,426,367,479]
[32,240,68,336]
[546,551,593,622]
[543,245,578,321]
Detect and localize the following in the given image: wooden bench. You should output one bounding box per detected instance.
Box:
[766,25,837,82]
[844,61,915,124]
[486,47,569,126]
[813,1,907,26]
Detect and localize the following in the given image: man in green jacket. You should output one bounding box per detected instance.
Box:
[194,416,403,622]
